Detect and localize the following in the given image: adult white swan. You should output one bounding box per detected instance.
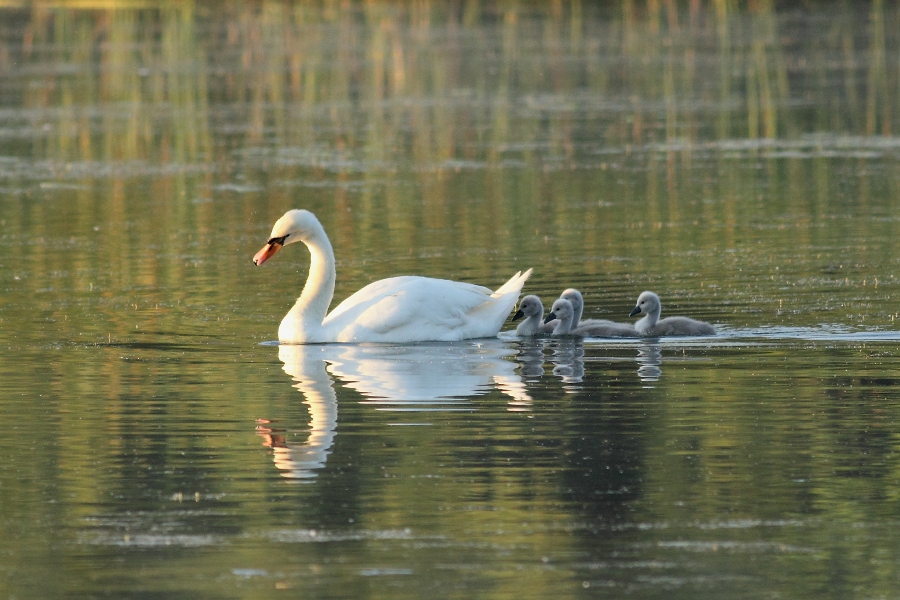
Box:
[253,209,532,343]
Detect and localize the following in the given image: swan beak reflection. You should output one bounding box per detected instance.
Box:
[629,306,642,317]
[253,242,282,266]
[511,309,525,322]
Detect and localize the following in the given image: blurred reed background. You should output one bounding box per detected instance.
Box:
[0,0,898,342]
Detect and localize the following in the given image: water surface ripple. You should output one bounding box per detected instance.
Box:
[2,2,900,599]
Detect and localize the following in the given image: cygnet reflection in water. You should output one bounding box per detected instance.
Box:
[549,336,585,386]
[515,337,547,378]
[636,344,663,383]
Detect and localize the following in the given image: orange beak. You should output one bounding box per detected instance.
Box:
[253,242,282,266]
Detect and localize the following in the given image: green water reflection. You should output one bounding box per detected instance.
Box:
[2,1,900,598]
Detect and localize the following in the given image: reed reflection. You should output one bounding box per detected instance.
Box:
[260,340,533,480]
[4,1,900,325]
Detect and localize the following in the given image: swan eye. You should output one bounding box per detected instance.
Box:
[268,234,288,245]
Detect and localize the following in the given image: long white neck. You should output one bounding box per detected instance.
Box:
[634,306,659,334]
[279,228,336,342]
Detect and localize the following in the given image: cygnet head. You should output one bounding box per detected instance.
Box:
[544,298,575,325]
[253,209,323,266]
[629,291,662,318]
[559,288,585,323]
[512,295,543,321]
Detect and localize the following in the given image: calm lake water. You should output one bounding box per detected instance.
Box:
[2,1,900,598]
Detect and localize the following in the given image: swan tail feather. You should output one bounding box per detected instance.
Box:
[461,268,532,338]
[491,268,533,298]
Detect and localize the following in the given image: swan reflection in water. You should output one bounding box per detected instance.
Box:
[258,341,533,480]
[256,345,339,482]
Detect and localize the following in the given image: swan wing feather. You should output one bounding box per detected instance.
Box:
[321,276,516,342]
[652,316,716,336]
[572,322,639,338]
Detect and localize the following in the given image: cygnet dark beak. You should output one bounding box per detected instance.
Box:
[629,306,642,317]
[543,311,557,324]
[511,309,525,322]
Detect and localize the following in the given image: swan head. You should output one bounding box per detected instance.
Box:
[630,291,661,317]
[253,209,323,266]
[512,295,543,321]
[544,298,574,324]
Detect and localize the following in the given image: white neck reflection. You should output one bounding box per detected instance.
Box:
[256,345,340,482]
[261,341,532,480]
